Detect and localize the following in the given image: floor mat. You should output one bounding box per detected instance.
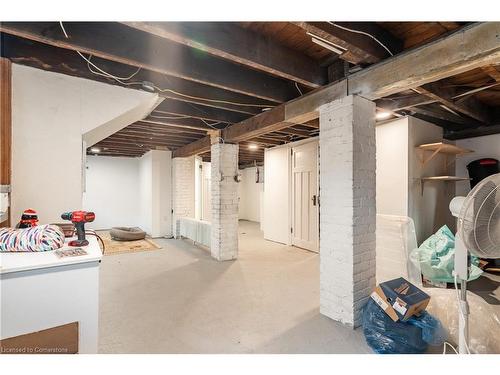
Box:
[98,231,162,256]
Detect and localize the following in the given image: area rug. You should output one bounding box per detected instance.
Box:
[97,231,162,256]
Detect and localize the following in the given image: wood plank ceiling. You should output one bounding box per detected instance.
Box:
[1,21,498,166]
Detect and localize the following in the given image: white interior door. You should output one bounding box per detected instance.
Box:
[291,142,319,252]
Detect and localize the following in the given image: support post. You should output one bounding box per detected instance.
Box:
[210,142,239,261]
[319,95,376,327]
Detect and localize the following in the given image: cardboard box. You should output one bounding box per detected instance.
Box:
[370,277,430,322]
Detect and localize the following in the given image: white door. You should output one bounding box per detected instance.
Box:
[291,142,319,252]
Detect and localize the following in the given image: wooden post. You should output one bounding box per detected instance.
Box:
[0,57,12,227]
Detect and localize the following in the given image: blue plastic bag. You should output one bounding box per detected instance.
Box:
[362,299,446,354]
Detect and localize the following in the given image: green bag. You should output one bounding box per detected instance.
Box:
[414,225,482,283]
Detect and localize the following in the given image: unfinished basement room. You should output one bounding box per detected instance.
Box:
[1,4,500,370]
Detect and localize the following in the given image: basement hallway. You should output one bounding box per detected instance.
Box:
[98,220,371,353]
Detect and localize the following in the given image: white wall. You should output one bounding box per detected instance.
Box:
[11,64,157,224]
[376,118,409,216]
[139,152,153,235]
[407,117,455,243]
[376,116,455,244]
[83,156,141,230]
[238,167,264,222]
[455,133,500,196]
[139,150,172,238]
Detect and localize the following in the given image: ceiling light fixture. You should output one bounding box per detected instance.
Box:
[90,147,101,153]
[248,144,258,150]
[375,111,392,121]
[311,37,345,55]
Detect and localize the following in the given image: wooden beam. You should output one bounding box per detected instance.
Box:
[349,23,500,100]
[0,58,11,227]
[444,123,500,139]
[376,95,437,112]
[293,22,403,65]
[174,23,500,157]
[1,33,273,116]
[406,105,474,129]
[122,22,326,88]
[173,136,212,158]
[0,22,297,103]
[413,82,493,123]
[481,65,500,82]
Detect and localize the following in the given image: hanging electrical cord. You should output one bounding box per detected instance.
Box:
[60,22,142,84]
[149,114,193,120]
[59,21,274,110]
[152,84,273,108]
[454,273,472,354]
[443,341,459,355]
[326,21,394,57]
[295,82,303,95]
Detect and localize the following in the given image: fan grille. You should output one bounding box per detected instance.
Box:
[458,173,500,258]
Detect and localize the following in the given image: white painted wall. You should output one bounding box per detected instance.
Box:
[11,64,157,224]
[455,133,500,196]
[376,116,455,244]
[238,167,264,222]
[376,118,409,216]
[139,152,153,235]
[139,150,172,238]
[83,156,141,230]
[407,117,455,243]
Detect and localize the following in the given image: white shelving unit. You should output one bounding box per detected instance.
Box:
[417,142,473,194]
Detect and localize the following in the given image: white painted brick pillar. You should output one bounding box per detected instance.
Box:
[210,142,239,261]
[319,95,376,328]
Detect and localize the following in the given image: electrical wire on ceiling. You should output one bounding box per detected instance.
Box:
[149,114,193,120]
[295,82,303,95]
[59,21,275,110]
[326,21,394,57]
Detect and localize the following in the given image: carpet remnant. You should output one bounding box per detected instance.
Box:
[98,231,161,256]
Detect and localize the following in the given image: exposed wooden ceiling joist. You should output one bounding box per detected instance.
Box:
[1,33,274,116]
[0,22,297,103]
[481,65,500,82]
[174,22,500,158]
[122,22,327,88]
[349,23,500,100]
[413,82,493,124]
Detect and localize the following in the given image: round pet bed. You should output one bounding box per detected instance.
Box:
[110,227,146,241]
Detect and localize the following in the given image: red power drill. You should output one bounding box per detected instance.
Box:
[61,211,95,247]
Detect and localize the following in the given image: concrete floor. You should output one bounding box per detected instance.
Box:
[98,220,371,353]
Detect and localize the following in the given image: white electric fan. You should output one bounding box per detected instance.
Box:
[449,172,500,354]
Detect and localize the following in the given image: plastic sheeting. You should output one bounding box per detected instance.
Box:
[362,299,446,354]
[376,215,422,286]
[412,225,482,283]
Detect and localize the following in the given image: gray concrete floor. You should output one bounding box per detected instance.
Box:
[98,220,371,353]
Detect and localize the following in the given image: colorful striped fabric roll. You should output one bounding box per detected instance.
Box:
[0,224,65,252]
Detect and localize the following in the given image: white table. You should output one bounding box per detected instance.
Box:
[0,236,102,353]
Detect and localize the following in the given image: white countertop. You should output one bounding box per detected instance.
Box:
[0,235,102,275]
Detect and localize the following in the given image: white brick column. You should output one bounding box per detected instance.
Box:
[210,142,239,261]
[319,95,376,328]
